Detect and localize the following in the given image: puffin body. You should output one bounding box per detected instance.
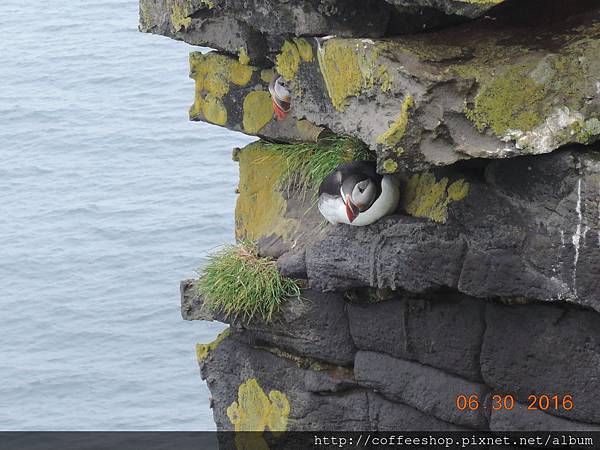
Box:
[318,161,400,226]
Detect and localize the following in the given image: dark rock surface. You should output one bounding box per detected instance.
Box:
[182,282,356,365]
[306,149,600,313]
[201,335,369,431]
[354,351,490,429]
[233,289,356,366]
[490,401,600,432]
[140,0,391,58]
[191,284,600,431]
[368,392,470,431]
[181,279,214,321]
[482,303,600,424]
[276,248,307,279]
[384,0,503,19]
[139,0,508,60]
[347,294,485,381]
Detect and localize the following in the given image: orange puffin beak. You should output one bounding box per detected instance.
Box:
[345,194,360,223]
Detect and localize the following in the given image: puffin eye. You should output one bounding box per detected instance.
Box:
[358,186,365,193]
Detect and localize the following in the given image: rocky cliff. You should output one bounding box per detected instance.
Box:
[141,0,600,434]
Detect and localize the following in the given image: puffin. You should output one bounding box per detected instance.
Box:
[268,76,291,120]
[318,161,400,226]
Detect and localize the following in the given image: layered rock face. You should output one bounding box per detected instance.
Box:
[141,0,600,433]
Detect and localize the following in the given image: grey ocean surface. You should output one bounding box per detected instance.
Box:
[0,0,254,430]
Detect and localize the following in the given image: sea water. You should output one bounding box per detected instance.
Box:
[0,0,254,430]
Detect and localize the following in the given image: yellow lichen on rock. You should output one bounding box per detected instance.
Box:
[230,65,254,87]
[276,41,302,81]
[317,39,392,111]
[465,66,548,135]
[382,159,398,174]
[275,39,313,81]
[190,52,254,94]
[317,40,362,111]
[189,52,256,123]
[139,3,154,29]
[260,69,274,83]
[196,328,231,362]
[242,91,273,134]
[446,178,470,202]
[171,0,192,31]
[227,378,290,432]
[401,172,469,223]
[377,95,414,148]
[202,94,228,125]
[227,379,290,450]
[295,38,314,62]
[238,47,250,65]
[448,34,600,142]
[235,142,298,242]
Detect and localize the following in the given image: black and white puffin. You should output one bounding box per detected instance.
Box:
[268,76,291,120]
[317,161,400,226]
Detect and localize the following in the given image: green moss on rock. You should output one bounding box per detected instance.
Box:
[260,69,274,83]
[445,27,600,144]
[227,378,290,434]
[572,118,600,144]
[317,40,363,111]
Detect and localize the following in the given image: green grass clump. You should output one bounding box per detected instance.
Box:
[196,243,301,322]
[266,135,373,194]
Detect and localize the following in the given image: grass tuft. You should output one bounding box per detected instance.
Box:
[196,242,301,322]
[266,135,373,194]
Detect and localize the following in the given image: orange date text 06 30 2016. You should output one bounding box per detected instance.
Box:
[455,394,574,412]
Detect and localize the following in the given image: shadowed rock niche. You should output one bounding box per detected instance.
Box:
[142,0,600,434]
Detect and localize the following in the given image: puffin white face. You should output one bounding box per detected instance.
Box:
[351,179,377,210]
[341,178,377,222]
